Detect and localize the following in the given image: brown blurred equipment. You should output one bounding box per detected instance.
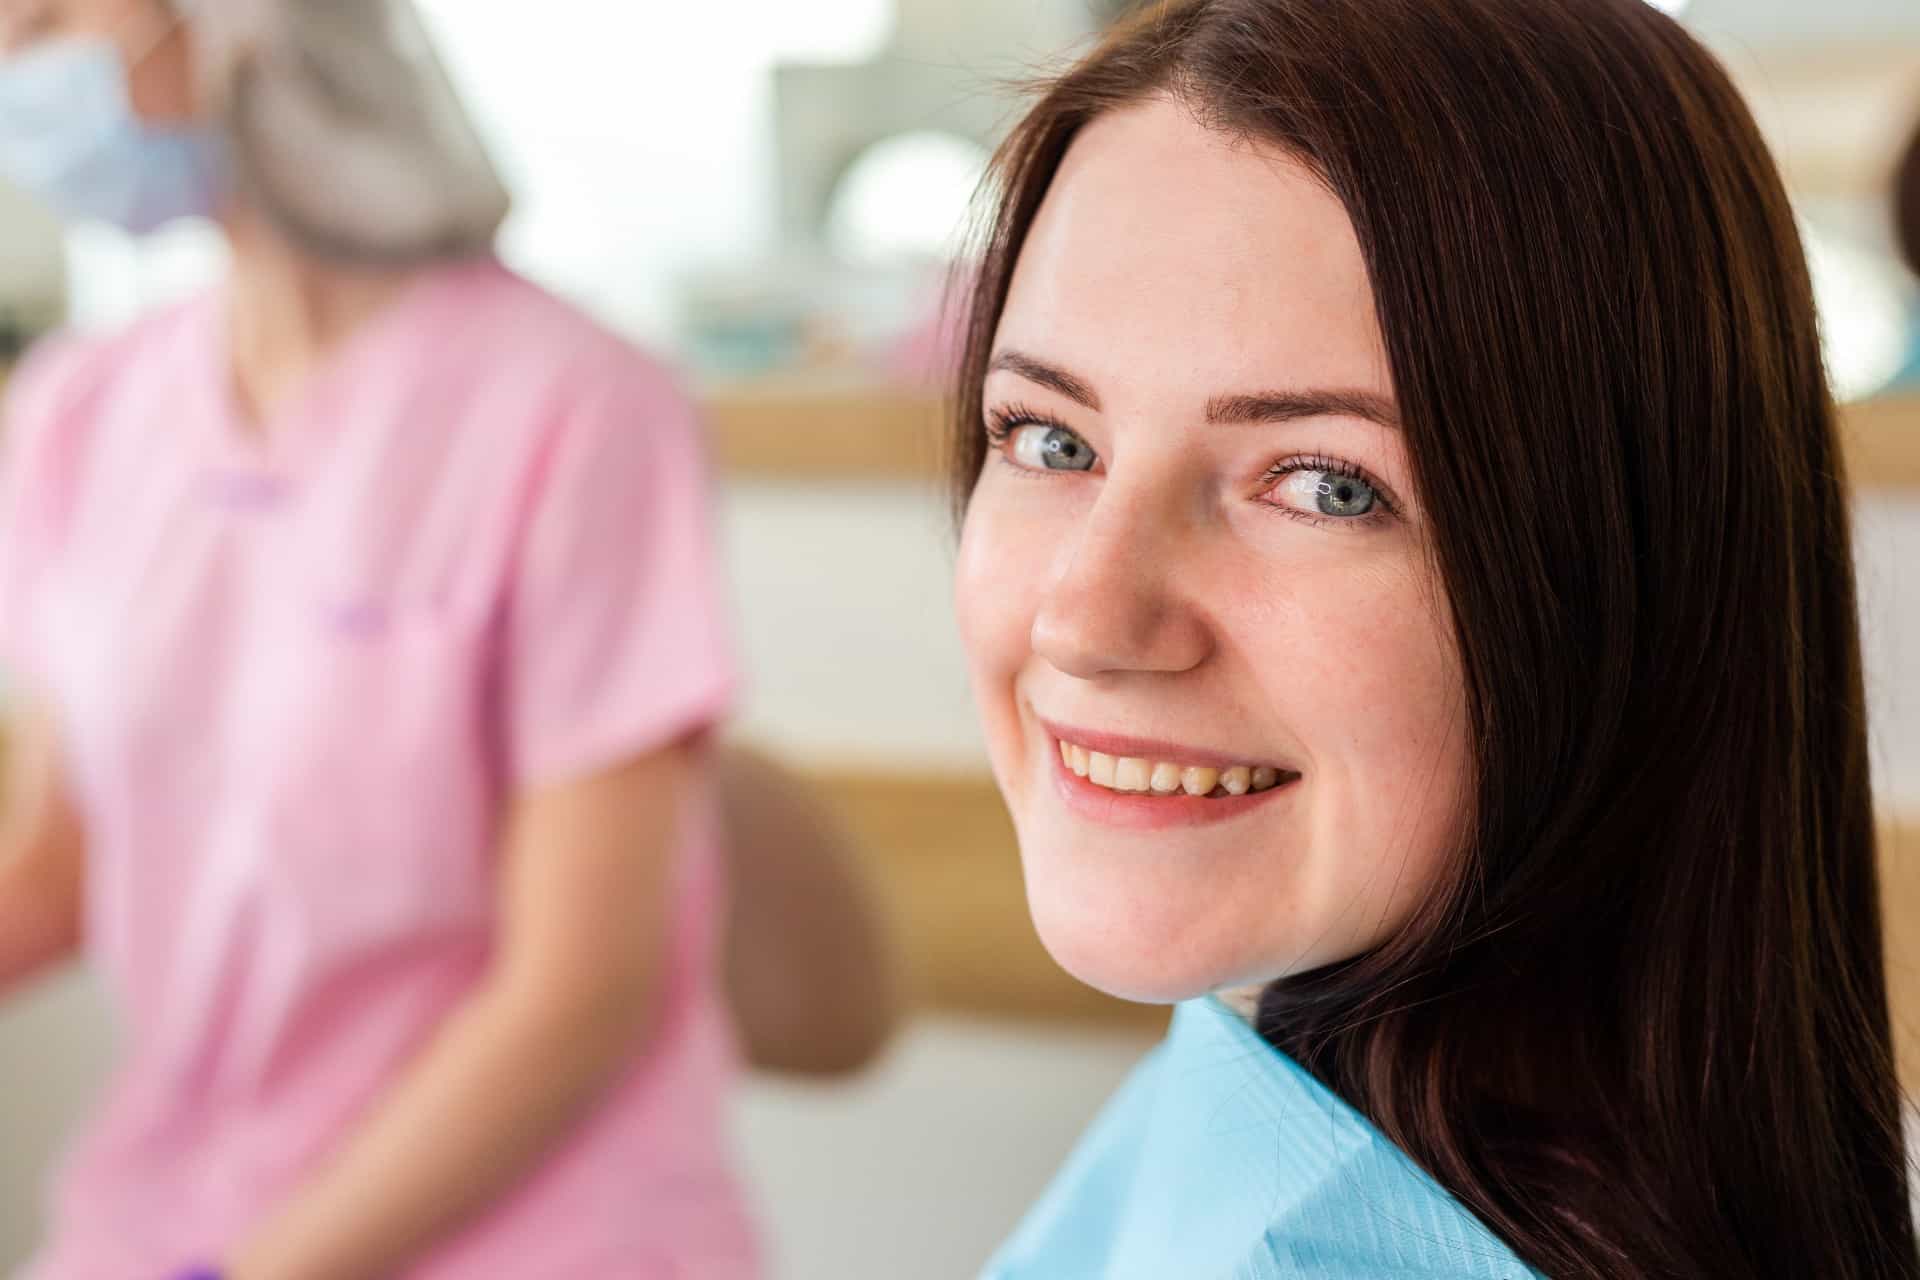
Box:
[716,745,902,1075]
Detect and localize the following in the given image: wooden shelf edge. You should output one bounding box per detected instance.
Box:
[1844,393,1920,492]
[702,377,949,485]
[703,381,1920,493]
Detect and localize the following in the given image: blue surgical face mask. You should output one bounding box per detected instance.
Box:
[0,36,226,234]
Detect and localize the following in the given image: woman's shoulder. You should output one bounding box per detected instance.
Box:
[4,294,211,432]
[0,305,199,505]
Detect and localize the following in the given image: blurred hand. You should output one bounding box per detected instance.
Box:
[0,698,85,1002]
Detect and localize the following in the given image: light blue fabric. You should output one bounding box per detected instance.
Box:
[983,998,1542,1279]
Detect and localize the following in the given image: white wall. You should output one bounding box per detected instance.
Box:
[0,974,114,1269]
[735,1017,1153,1280]
[720,483,985,770]
[1686,0,1920,41]
[1860,496,1920,816]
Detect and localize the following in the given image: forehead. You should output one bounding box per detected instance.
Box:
[995,95,1391,404]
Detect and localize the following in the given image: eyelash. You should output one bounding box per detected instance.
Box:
[982,403,1062,447]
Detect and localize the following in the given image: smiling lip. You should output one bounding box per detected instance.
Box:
[1036,716,1300,831]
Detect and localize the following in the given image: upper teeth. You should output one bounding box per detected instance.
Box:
[1058,740,1286,797]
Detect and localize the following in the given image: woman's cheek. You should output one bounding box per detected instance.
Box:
[1318,593,1470,856]
[956,477,1073,656]
[954,491,1045,758]
[954,497,1015,670]
[1243,550,1466,789]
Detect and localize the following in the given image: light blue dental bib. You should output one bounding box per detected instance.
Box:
[984,998,1543,1279]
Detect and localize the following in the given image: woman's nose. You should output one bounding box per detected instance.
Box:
[1029,483,1213,681]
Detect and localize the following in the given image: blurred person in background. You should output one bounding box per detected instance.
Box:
[952,1,1916,1276]
[0,1,895,1277]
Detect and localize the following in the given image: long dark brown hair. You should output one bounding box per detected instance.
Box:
[950,1,1917,1274]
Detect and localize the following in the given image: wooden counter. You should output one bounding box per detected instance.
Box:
[704,380,1920,492]
[1881,822,1920,1091]
[1843,394,1920,492]
[702,373,949,482]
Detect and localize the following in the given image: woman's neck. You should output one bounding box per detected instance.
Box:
[221,210,421,430]
[1213,983,1265,1023]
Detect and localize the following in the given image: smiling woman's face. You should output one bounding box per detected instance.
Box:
[956,95,1473,1004]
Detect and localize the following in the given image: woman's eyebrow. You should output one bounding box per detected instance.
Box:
[987,350,1102,412]
[1206,390,1402,431]
[988,349,1400,432]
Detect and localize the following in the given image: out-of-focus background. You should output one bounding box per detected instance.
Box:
[0,1,1917,1276]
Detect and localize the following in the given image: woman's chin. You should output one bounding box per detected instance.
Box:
[1026,896,1234,1006]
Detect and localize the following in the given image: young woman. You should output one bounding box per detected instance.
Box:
[951,1,1918,1275]
[0,0,893,1276]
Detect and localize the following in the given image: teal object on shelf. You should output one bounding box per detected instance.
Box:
[1895,306,1920,388]
[982,998,1542,1279]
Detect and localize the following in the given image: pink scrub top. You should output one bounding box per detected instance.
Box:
[0,258,758,1278]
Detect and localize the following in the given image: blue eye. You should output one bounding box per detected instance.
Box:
[1312,472,1376,516]
[1266,465,1385,521]
[1009,424,1098,472]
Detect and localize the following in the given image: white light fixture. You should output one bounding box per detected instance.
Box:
[770,0,895,63]
[1802,220,1912,403]
[827,130,991,264]
[1643,0,1691,14]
